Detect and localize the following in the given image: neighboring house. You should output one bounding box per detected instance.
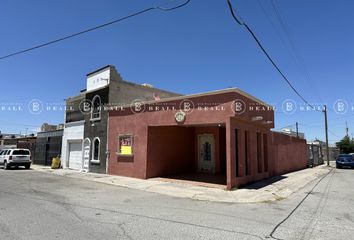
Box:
[307,140,324,167]
[107,88,308,190]
[328,144,340,160]
[307,140,339,166]
[61,94,86,171]
[280,128,305,139]
[40,123,64,132]
[0,138,17,150]
[33,128,63,166]
[0,133,22,140]
[62,65,180,173]
[0,136,36,153]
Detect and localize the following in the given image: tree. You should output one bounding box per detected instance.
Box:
[336,135,354,153]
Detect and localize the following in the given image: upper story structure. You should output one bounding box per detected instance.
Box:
[62,65,180,173]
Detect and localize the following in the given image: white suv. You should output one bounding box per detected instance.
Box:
[0,149,32,170]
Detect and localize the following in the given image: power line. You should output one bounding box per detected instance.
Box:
[328,129,341,139]
[259,0,324,104]
[226,0,314,108]
[0,0,191,61]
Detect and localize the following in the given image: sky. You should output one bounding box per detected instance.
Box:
[0,0,354,143]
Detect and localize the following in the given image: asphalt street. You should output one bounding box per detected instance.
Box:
[0,167,353,240]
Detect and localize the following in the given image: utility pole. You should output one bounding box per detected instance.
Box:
[323,105,330,166]
[296,122,299,138]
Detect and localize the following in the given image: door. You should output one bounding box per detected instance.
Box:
[198,134,215,173]
[68,141,83,170]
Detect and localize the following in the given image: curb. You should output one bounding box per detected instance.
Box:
[31,164,332,204]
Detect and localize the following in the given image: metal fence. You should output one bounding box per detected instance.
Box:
[33,142,62,166]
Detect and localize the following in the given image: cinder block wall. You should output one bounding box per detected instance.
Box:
[271,132,307,176]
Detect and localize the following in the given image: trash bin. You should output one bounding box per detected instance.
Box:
[51,156,61,169]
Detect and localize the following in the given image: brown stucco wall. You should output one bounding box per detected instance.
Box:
[227,118,271,188]
[271,132,308,176]
[108,91,236,177]
[107,115,148,179]
[107,90,307,190]
[146,126,196,178]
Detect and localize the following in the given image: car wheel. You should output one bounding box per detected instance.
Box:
[336,165,342,169]
[4,161,9,170]
[25,164,31,169]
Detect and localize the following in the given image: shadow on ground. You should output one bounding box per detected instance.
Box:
[241,175,287,190]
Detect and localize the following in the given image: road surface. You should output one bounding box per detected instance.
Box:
[0,167,353,240]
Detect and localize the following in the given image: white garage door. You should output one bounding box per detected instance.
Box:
[68,142,82,170]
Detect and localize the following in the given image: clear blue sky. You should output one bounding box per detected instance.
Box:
[1,0,353,143]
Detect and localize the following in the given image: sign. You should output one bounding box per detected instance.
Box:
[119,136,133,155]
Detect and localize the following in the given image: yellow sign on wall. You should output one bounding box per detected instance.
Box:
[121,145,132,155]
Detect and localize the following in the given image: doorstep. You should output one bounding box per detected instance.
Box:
[31,164,332,203]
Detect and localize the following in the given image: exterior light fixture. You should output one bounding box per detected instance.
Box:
[251,116,263,121]
[175,111,186,123]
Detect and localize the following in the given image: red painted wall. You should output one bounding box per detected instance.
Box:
[228,118,271,188]
[146,126,195,178]
[146,126,226,178]
[271,132,307,175]
[107,90,307,190]
[107,115,148,179]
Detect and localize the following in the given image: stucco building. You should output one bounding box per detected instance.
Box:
[62,65,179,173]
[107,88,308,190]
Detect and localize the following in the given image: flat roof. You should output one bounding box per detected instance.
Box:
[110,87,272,109]
[86,65,113,77]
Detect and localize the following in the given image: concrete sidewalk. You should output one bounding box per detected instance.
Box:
[31,164,332,203]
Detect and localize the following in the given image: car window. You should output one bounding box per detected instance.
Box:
[338,155,353,161]
[12,150,30,155]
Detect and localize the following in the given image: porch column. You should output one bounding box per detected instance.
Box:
[226,117,236,190]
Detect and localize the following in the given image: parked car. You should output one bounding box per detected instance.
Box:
[0,149,32,170]
[336,154,354,169]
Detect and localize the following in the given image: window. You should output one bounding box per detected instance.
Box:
[203,141,212,161]
[12,150,30,156]
[91,95,101,120]
[91,138,100,163]
[118,135,133,156]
